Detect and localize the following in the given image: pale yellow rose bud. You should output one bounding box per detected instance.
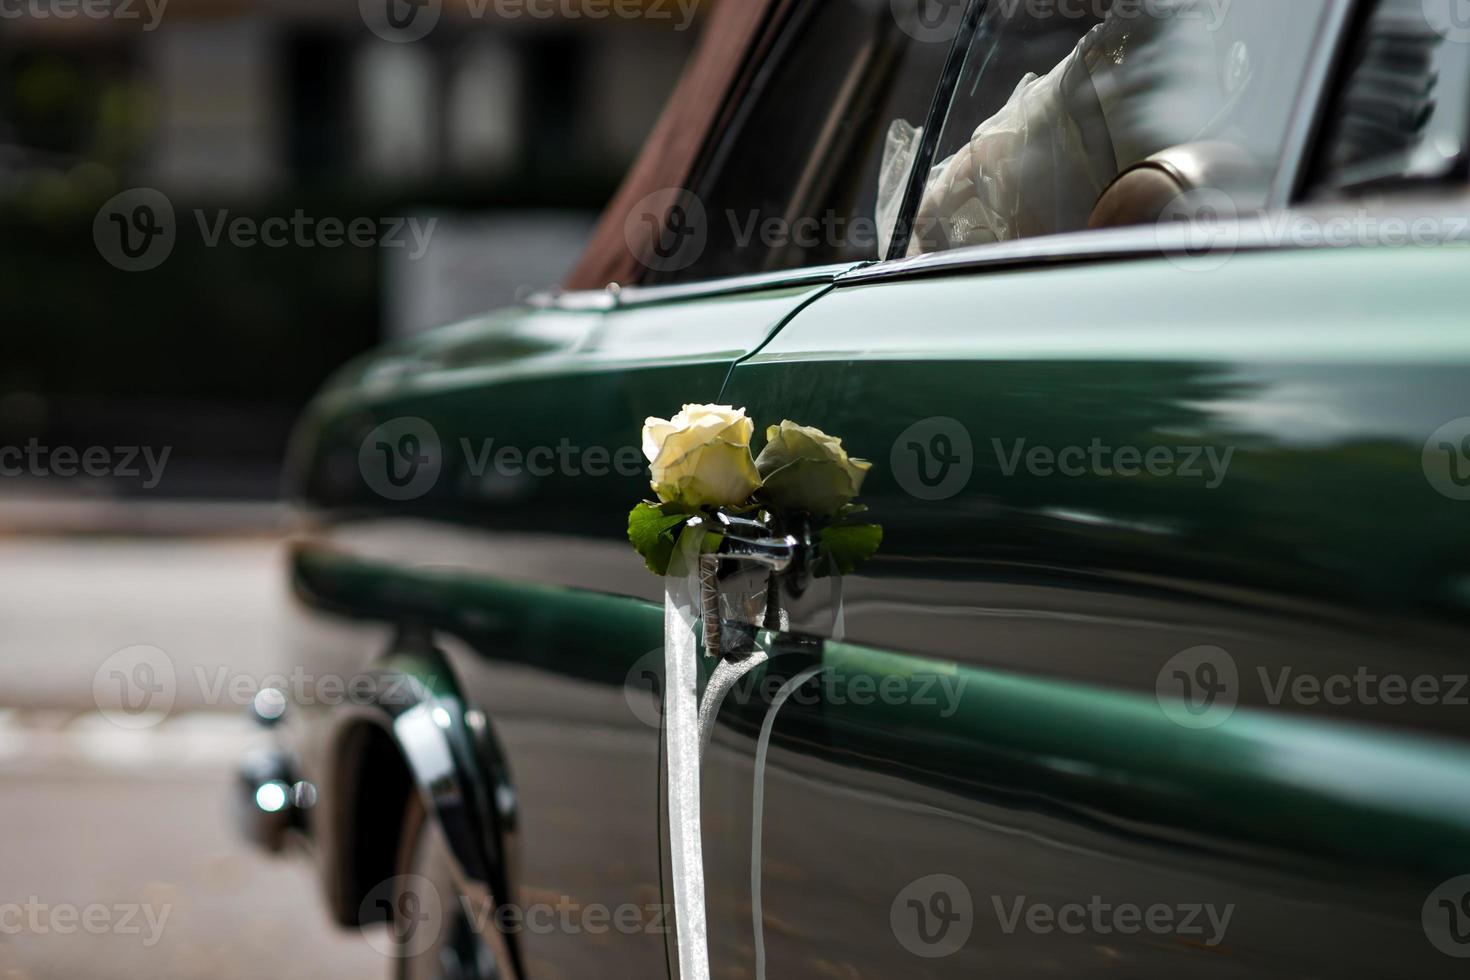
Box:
[755,420,872,518]
[642,404,762,510]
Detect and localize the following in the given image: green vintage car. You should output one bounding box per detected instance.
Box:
[242,0,1470,976]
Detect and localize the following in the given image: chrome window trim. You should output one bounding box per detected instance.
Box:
[835,194,1470,286]
[530,262,868,312]
[528,289,619,313]
[837,224,1270,284]
[1268,0,1360,208]
[887,0,988,260]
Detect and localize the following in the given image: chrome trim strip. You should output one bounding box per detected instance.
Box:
[617,262,868,307]
[530,263,867,313]
[888,0,989,259]
[527,289,618,312]
[836,198,1470,286]
[838,223,1275,284]
[347,658,522,979]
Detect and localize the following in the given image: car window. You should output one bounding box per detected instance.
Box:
[1307,0,1470,196]
[906,0,1332,254]
[645,0,957,284]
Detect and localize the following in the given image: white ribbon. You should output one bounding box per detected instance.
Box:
[750,664,825,980]
[750,560,845,980]
[664,528,849,980]
[663,525,711,980]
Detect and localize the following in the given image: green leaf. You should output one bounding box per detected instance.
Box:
[628,502,691,576]
[817,523,883,577]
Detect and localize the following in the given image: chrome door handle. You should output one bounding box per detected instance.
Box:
[712,511,800,573]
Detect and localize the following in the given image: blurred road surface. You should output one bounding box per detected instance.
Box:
[0,538,289,712]
[0,536,387,980]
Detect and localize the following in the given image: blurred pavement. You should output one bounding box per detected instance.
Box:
[0,537,288,712]
[0,535,387,980]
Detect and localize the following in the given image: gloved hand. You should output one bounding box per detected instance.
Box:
[908,0,1230,254]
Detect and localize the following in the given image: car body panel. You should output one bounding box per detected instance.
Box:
[281,243,1470,979]
[723,246,1470,725]
[294,285,832,529]
[284,282,837,978]
[264,0,1470,972]
[697,636,1470,978]
[692,243,1470,977]
[292,544,667,979]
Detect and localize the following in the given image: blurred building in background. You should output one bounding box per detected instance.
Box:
[0,0,698,506]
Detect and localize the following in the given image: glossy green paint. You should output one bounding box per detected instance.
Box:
[729,248,1470,620]
[690,245,1470,978]
[758,249,1470,364]
[285,245,1470,978]
[293,544,662,687]
[295,540,1470,880]
[291,285,831,539]
[288,282,849,980]
[817,639,1470,877]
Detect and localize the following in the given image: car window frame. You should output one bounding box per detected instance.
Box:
[1298,0,1470,199]
[645,0,988,289]
[551,0,1422,311]
[548,0,987,310]
[885,0,989,261]
[826,0,1398,289]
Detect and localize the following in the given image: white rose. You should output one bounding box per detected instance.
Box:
[755,420,872,518]
[642,404,762,511]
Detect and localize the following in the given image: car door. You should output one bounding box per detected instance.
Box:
[291,1,961,976]
[695,1,1470,977]
[289,276,854,980]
